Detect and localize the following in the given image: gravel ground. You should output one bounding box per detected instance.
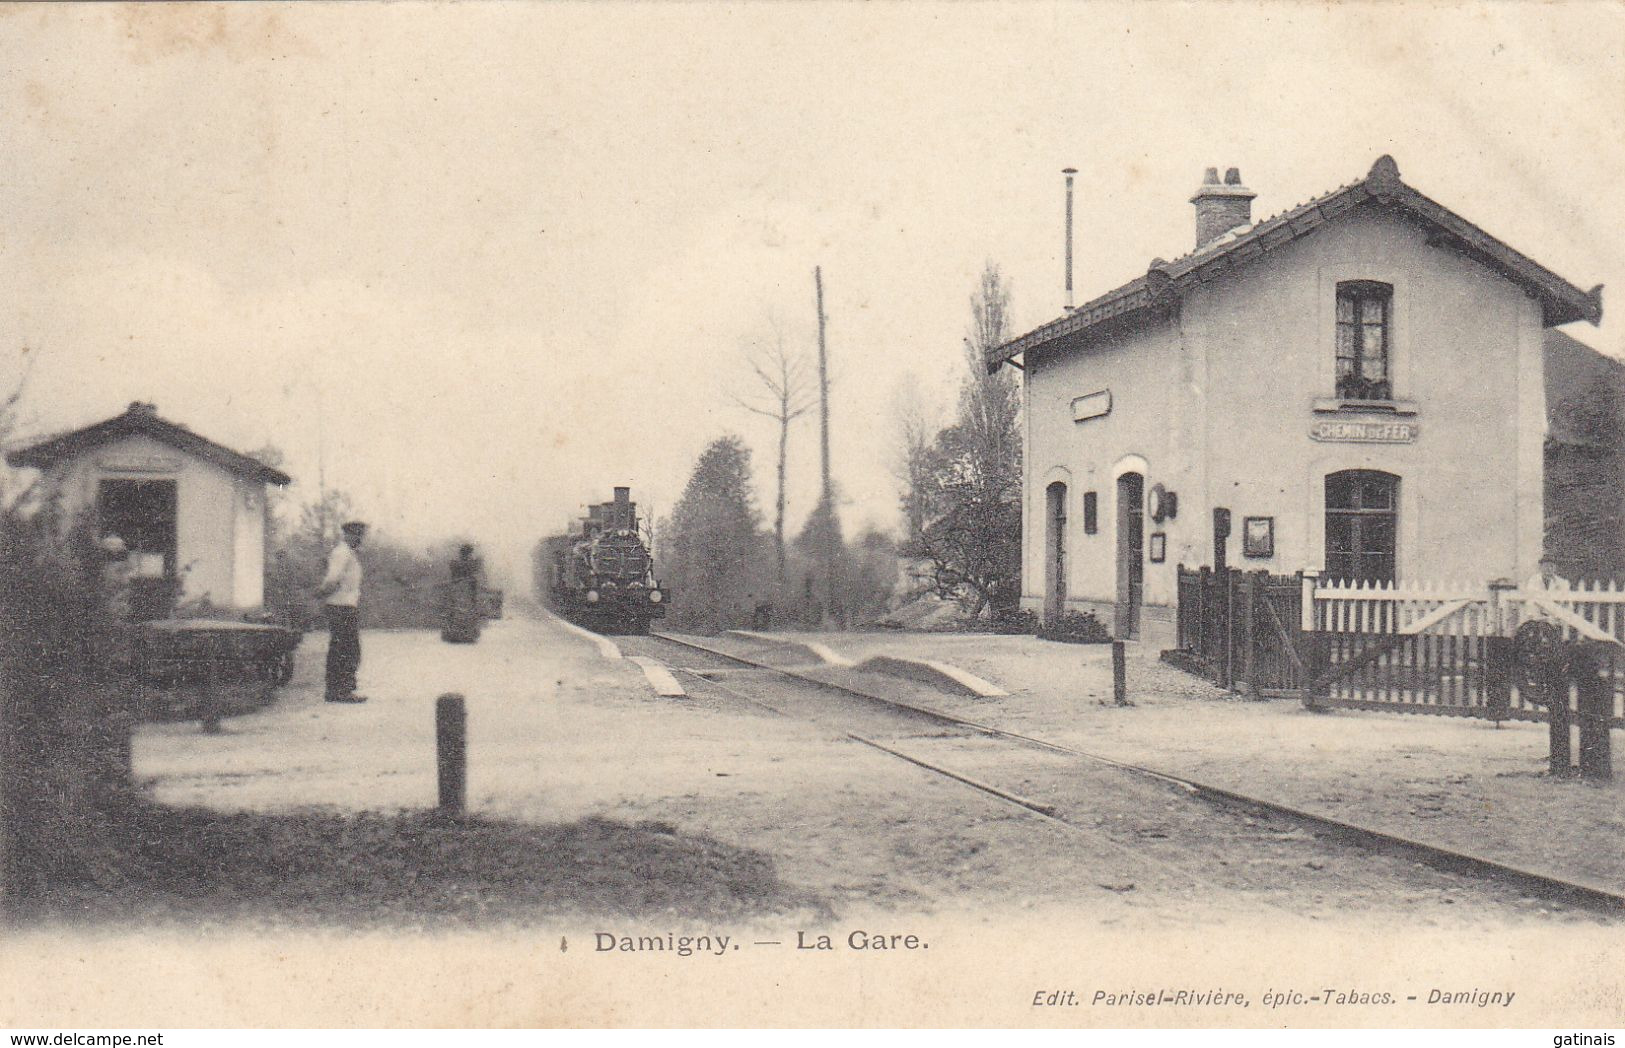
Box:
[730,629,1625,895]
[7,614,1621,1028]
[119,615,1610,931]
[126,618,1212,928]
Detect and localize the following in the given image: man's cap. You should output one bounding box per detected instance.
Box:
[341,520,368,534]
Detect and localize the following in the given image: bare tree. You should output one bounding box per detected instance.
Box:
[730,319,817,596]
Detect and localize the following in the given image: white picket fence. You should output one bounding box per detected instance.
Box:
[1304,575,1625,725]
[1305,575,1625,646]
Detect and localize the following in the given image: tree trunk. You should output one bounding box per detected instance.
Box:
[775,413,788,596]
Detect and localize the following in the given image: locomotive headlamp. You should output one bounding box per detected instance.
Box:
[586,590,600,603]
[649,591,663,603]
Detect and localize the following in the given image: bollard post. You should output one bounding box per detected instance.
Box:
[1573,646,1612,782]
[1545,662,1573,779]
[1112,641,1129,706]
[436,693,467,816]
[200,644,223,735]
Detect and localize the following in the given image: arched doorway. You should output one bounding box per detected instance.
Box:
[1115,472,1144,639]
[1044,482,1067,624]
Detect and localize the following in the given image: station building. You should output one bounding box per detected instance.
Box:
[6,401,291,617]
[989,156,1604,648]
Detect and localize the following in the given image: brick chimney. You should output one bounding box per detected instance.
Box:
[1191,166,1256,248]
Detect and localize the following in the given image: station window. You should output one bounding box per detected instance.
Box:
[1082,491,1098,534]
[1335,280,1393,401]
[1324,470,1397,583]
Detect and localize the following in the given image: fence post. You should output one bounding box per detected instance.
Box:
[1301,632,1330,710]
[436,693,468,816]
[1485,579,1517,726]
[1240,571,1258,694]
[1198,566,1212,661]
[1573,645,1612,782]
[1487,577,1514,637]
[1220,569,1235,691]
[1300,570,1318,632]
[1483,636,1512,724]
[1546,664,1573,779]
[1175,564,1187,651]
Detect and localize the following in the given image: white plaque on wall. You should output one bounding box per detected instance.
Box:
[1309,420,1418,443]
[1071,389,1112,423]
[98,455,183,473]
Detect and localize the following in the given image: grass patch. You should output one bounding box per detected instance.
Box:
[14,804,828,929]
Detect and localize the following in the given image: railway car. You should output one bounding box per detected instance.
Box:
[547,487,669,634]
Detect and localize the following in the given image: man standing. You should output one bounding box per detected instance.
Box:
[317,520,367,704]
[441,543,483,644]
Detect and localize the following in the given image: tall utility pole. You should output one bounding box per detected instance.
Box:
[814,266,837,626]
[815,266,831,499]
[1063,167,1077,312]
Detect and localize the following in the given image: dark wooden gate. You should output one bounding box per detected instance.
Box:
[1173,566,1305,694]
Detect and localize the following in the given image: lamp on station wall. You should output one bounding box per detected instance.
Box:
[1213,507,1231,573]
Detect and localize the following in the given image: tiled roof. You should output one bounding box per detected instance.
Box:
[5,402,291,485]
[990,155,1605,371]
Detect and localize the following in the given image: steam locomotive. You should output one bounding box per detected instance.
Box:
[545,487,669,634]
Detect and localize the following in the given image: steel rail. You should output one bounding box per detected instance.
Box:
[644,648,1211,890]
[645,630,1625,915]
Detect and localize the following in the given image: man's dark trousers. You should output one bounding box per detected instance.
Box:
[325,604,361,699]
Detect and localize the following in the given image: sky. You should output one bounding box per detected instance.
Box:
[2,2,1622,589]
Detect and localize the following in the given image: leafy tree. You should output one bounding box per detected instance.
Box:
[890,373,947,598]
[789,489,847,628]
[844,528,901,625]
[263,484,450,630]
[665,436,771,632]
[1545,374,1625,580]
[907,263,1024,620]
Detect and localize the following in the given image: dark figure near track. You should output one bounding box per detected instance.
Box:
[317,520,368,704]
[442,544,484,645]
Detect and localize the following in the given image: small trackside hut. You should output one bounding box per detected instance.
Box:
[7,401,301,719]
[7,401,291,620]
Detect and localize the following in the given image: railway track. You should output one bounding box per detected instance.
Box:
[616,630,1624,918]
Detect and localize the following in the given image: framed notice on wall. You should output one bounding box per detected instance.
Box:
[1243,516,1274,558]
[1148,532,1166,563]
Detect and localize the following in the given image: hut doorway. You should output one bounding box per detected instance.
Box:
[97,478,178,619]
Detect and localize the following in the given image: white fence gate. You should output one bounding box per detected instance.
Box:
[1302,575,1625,724]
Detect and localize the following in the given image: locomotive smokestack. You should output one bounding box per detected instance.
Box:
[1063,167,1077,312]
